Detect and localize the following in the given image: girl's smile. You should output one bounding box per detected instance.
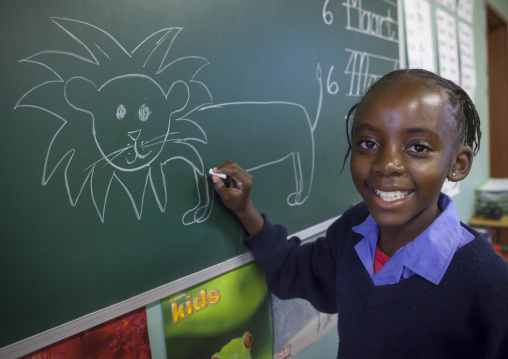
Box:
[372,188,413,202]
[349,78,469,254]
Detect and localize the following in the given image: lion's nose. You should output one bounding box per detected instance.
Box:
[128,129,141,141]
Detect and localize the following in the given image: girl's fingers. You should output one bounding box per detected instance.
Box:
[211,161,253,212]
[211,161,263,235]
[215,161,250,189]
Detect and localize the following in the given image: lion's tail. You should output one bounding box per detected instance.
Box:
[311,63,323,132]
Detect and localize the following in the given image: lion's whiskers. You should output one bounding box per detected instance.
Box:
[140,132,179,149]
[83,131,180,171]
[83,146,132,171]
[106,146,132,166]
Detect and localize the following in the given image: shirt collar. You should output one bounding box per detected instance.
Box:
[353,193,474,285]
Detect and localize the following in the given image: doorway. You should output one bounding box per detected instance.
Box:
[487,3,508,250]
[487,3,508,178]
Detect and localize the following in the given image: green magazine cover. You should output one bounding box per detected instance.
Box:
[161,263,273,359]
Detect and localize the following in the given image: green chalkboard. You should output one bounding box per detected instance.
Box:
[0,0,399,349]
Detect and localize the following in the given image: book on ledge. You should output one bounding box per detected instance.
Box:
[475,178,508,219]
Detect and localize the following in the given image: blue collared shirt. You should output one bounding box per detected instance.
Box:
[353,193,474,286]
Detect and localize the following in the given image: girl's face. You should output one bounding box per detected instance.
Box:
[350,79,459,235]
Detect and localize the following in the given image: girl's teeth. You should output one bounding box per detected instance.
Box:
[374,190,411,202]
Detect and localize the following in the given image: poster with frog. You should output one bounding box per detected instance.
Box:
[161,263,273,359]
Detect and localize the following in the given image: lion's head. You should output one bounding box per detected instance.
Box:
[15,18,213,222]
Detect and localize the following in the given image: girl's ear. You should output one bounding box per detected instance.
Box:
[448,145,474,182]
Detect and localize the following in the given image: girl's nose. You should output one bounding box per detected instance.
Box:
[374,146,405,176]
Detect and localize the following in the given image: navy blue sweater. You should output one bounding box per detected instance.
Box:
[246,203,508,358]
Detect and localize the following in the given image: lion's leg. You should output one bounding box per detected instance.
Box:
[159,141,212,224]
[181,168,214,224]
[287,152,304,206]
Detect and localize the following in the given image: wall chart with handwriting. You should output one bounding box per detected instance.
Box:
[0,0,399,349]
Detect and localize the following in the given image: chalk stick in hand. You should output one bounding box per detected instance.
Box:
[209,168,227,180]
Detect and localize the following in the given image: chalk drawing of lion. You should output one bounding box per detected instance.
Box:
[15,17,322,224]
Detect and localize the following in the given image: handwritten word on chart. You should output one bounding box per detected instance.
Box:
[344,49,399,96]
[324,49,399,96]
[323,0,398,43]
[321,0,399,97]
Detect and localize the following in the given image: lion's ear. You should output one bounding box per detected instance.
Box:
[64,77,98,116]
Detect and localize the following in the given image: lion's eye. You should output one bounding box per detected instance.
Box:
[138,104,151,122]
[116,104,126,120]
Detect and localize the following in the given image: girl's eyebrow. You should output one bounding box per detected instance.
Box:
[353,123,379,132]
[353,124,440,139]
[353,123,439,142]
[404,127,439,138]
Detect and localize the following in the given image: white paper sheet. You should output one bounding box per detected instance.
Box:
[436,0,457,12]
[479,178,508,192]
[403,0,435,72]
[458,21,477,100]
[442,180,460,198]
[436,8,460,84]
[458,0,474,23]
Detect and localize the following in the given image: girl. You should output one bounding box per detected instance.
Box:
[211,69,508,358]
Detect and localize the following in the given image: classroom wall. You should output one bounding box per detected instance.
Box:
[294,0,498,357]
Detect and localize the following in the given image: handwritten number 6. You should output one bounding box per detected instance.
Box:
[327,66,339,95]
[323,0,333,25]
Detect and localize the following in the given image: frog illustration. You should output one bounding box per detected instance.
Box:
[211,332,253,359]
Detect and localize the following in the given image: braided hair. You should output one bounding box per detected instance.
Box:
[341,69,481,171]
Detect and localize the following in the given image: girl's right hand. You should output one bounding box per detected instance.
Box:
[211,160,264,235]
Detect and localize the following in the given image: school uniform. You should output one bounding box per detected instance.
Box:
[245,194,508,358]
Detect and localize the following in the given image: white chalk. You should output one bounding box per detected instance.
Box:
[209,168,227,180]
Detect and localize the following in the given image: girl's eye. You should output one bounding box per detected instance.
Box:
[360,140,378,149]
[408,144,429,153]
